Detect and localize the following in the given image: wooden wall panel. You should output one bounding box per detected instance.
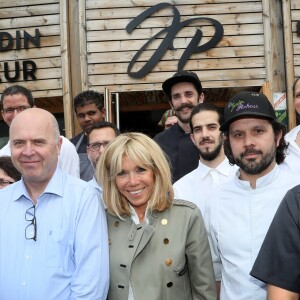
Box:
[292,0,300,79]
[0,1,65,104]
[82,0,266,92]
[0,0,73,136]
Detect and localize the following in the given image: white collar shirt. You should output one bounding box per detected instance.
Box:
[208,165,300,300]
[280,125,300,174]
[0,167,109,299]
[0,141,10,156]
[173,158,238,227]
[88,176,106,209]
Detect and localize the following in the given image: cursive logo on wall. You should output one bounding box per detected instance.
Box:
[126,2,224,79]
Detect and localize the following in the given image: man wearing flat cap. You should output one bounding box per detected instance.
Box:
[154,70,204,183]
[207,91,300,300]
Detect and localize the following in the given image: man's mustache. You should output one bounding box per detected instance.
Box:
[241,149,262,158]
[174,103,195,112]
[200,137,214,145]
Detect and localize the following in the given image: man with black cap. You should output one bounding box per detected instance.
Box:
[154,70,204,183]
[207,91,300,300]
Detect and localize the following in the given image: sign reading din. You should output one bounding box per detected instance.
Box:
[0,29,39,82]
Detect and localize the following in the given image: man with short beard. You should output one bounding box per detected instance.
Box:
[207,91,300,300]
[154,71,204,183]
[173,103,237,228]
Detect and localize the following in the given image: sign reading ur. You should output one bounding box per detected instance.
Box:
[126,3,224,79]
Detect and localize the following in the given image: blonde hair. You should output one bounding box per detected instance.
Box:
[96,132,174,218]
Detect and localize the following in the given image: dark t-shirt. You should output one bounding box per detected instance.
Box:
[154,123,199,183]
[250,185,300,293]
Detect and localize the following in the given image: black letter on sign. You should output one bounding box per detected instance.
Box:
[24,29,40,49]
[0,32,13,51]
[126,3,224,79]
[4,61,20,81]
[297,21,300,36]
[23,60,37,80]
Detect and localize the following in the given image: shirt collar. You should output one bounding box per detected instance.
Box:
[197,157,233,178]
[12,167,64,202]
[216,157,236,176]
[235,164,280,189]
[129,203,149,225]
[90,176,102,192]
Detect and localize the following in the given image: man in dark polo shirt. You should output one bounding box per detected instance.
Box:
[154,71,204,183]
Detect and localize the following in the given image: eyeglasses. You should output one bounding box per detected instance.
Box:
[88,141,110,152]
[25,205,37,241]
[0,179,14,187]
[2,105,31,115]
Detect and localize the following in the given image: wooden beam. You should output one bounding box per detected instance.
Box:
[69,0,83,136]
[60,1,73,138]
[262,0,286,94]
[120,103,170,112]
[283,0,296,130]
[79,0,88,90]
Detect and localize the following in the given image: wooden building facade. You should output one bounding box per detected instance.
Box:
[0,0,299,138]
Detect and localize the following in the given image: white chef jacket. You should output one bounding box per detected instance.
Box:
[208,165,300,300]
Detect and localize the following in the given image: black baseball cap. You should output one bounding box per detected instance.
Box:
[220,91,276,131]
[162,71,202,97]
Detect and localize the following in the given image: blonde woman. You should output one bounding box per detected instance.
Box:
[97,132,216,300]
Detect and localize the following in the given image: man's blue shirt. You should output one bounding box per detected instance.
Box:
[0,167,109,300]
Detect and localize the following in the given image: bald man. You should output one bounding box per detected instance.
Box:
[0,108,109,299]
[0,84,80,177]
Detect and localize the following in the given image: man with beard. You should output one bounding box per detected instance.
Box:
[71,90,105,181]
[154,71,204,183]
[207,91,300,300]
[173,103,237,227]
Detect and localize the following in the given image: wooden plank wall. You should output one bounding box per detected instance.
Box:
[0,0,63,100]
[83,0,266,92]
[292,0,300,78]
[0,0,74,136]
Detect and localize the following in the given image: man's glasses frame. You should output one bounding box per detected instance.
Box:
[25,205,37,241]
[2,105,32,115]
[88,141,110,152]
